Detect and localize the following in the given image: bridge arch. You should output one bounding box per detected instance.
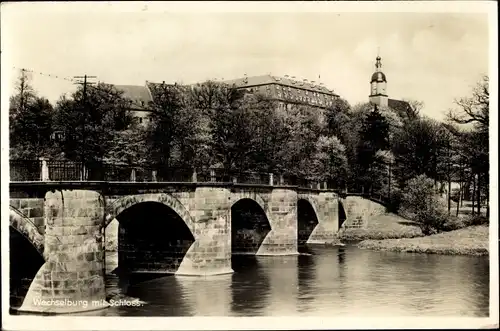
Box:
[104,193,195,234]
[296,195,321,221]
[9,206,45,310]
[104,193,196,274]
[297,198,319,248]
[230,193,268,216]
[230,194,272,256]
[9,206,44,256]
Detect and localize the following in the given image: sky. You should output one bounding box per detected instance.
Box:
[1,2,493,121]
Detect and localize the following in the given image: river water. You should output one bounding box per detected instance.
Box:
[95,246,489,317]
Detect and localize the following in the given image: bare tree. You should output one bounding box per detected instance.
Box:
[447,75,489,128]
[447,75,489,217]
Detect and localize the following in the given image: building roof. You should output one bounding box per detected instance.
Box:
[222,74,339,96]
[114,84,153,110]
[371,71,387,83]
[388,98,411,112]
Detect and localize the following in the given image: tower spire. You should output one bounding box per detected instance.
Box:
[375,55,382,72]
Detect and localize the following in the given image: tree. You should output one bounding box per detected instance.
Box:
[447,76,489,216]
[104,123,148,166]
[10,96,55,159]
[9,71,55,159]
[392,116,446,187]
[324,98,351,140]
[281,104,324,178]
[146,83,200,169]
[191,81,250,171]
[355,104,390,192]
[310,135,348,187]
[448,76,489,130]
[236,94,288,173]
[53,83,134,167]
[9,69,36,123]
[400,174,448,235]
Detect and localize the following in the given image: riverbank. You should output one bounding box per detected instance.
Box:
[357,225,489,256]
[338,213,423,241]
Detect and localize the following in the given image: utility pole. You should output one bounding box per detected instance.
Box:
[73,75,97,180]
[19,68,26,113]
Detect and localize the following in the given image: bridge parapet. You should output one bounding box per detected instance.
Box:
[9,160,337,191]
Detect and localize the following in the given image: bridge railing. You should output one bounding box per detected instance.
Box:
[8,159,342,191]
[340,189,390,206]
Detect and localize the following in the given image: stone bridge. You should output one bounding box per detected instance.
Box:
[9,181,387,314]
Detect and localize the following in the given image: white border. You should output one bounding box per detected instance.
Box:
[1,1,498,330]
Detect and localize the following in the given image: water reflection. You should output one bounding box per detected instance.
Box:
[256,255,299,315]
[230,256,270,316]
[99,246,489,317]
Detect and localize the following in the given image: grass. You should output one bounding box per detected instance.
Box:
[338,213,423,241]
[357,225,489,256]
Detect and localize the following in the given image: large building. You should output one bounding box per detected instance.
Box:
[223,74,339,111]
[113,75,340,125]
[368,55,411,113]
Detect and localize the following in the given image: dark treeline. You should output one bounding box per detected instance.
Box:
[9,73,489,220]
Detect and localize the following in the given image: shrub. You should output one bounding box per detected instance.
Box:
[385,189,403,213]
[442,215,468,231]
[466,215,489,226]
[400,174,448,235]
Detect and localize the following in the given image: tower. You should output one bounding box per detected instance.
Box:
[369,55,388,107]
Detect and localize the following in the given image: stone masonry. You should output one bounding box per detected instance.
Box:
[301,191,339,244]
[18,189,107,314]
[9,197,45,235]
[176,187,233,276]
[341,195,387,229]
[256,189,298,255]
[9,182,386,314]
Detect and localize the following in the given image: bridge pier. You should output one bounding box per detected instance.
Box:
[176,187,234,276]
[256,189,298,255]
[306,192,339,244]
[18,189,108,314]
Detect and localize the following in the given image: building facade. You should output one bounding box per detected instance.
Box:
[113,75,340,125]
[223,74,339,111]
